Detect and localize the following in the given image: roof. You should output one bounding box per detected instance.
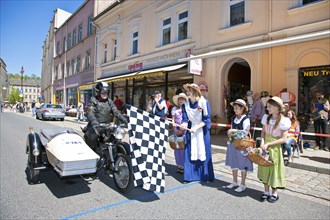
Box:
[9,78,41,87]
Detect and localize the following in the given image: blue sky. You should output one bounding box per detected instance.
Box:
[0,0,85,76]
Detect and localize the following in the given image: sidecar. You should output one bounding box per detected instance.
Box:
[26,127,99,184]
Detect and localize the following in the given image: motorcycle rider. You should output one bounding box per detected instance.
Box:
[85,81,128,154]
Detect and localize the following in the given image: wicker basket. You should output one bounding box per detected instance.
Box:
[168,135,185,150]
[233,132,256,150]
[247,151,273,166]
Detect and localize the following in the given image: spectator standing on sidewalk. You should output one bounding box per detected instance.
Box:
[225,99,253,193]
[31,100,36,117]
[77,102,84,121]
[250,92,265,139]
[310,90,329,151]
[152,90,167,119]
[258,96,291,203]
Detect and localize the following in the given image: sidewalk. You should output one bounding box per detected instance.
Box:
[63,115,330,175]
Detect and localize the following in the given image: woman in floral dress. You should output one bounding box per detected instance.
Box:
[259,96,291,203]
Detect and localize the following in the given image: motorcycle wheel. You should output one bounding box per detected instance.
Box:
[29,166,40,184]
[113,153,133,193]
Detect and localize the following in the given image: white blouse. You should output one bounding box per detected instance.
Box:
[261,114,291,137]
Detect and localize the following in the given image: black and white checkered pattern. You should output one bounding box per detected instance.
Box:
[127,105,169,193]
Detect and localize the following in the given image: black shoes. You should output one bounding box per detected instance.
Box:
[267,195,279,203]
[260,193,270,202]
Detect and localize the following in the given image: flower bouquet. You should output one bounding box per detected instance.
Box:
[228,130,256,151]
[247,148,273,166]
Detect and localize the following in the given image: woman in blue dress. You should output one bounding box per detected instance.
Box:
[180,83,215,182]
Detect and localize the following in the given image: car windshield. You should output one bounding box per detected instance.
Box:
[46,104,63,109]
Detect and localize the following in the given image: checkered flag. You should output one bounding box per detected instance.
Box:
[126,105,169,193]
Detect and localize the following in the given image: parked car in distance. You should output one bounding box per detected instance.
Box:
[36,104,65,121]
[65,105,77,117]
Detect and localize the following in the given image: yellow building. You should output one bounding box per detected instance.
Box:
[93,0,330,118]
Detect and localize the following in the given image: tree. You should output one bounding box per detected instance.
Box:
[6,87,20,104]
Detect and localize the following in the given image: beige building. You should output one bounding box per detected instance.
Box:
[9,78,41,103]
[93,0,329,119]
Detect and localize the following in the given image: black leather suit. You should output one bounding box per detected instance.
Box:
[85,96,127,151]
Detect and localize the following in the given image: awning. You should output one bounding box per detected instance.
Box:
[97,63,187,83]
[178,30,330,62]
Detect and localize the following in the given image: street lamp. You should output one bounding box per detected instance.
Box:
[20,66,24,102]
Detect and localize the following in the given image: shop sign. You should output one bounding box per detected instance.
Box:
[189,56,202,75]
[197,81,208,93]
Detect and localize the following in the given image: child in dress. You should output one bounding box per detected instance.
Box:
[259,96,291,203]
[225,99,253,193]
[171,93,188,173]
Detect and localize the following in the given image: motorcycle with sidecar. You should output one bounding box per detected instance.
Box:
[26,122,133,193]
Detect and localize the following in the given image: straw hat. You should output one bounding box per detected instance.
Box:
[269,96,285,112]
[230,99,248,111]
[173,93,188,106]
[183,83,202,96]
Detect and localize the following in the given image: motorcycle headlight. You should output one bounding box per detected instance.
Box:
[32,149,40,156]
[115,126,126,140]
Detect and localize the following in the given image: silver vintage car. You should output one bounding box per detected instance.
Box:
[36,103,65,121]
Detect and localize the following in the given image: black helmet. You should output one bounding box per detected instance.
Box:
[95,82,110,97]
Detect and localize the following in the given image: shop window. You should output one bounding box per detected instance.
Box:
[230,0,245,26]
[162,18,171,45]
[298,65,330,115]
[178,11,188,41]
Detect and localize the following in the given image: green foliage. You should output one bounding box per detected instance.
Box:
[6,87,20,104]
[8,73,41,80]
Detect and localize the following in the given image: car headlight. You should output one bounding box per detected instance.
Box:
[115,126,126,140]
[32,149,40,156]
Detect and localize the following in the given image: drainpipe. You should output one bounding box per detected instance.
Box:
[92,21,100,83]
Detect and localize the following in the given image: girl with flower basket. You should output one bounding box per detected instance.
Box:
[225,99,253,193]
[258,96,291,203]
[171,92,188,173]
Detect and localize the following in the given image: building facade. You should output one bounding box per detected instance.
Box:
[9,78,41,103]
[0,58,10,103]
[41,8,72,104]
[49,0,116,107]
[93,0,329,118]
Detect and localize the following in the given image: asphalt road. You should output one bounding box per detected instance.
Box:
[0,112,329,219]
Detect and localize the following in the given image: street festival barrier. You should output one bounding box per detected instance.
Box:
[210,123,330,138]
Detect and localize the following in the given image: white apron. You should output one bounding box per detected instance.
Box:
[185,100,207,161]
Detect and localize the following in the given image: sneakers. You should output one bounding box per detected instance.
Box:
[225,182,238,189]
[235,185,246,192]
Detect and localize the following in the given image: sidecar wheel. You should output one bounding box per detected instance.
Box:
[113,153,133,193]
[29,167,40,184]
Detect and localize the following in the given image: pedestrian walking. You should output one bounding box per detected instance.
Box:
[77,102,84,121]
[31,100,36,117]
[225,99,253,193]
[180,83,214,182]
[258,96,291,203]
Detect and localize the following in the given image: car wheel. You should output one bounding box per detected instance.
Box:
[60,118,64,121]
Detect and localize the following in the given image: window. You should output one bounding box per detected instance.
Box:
[67,33,71,49]
[78,24,83,42]
[55,66,58,80]
[63,36,66,52]
[76,56,81,73]
[230,0,245,26]
[66,60,70,76]
[104,44,107,63]
[178,11,188,41]
[71,59,75,75]
[87,15,93,36]
[56,41,60,56]
[113,39,117,61]
[72,29,77,46]
[85,50,91,69]
[302,0,321,5]
[61,63,65,78]
[132,31,138,55]
[162,18,171,45]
